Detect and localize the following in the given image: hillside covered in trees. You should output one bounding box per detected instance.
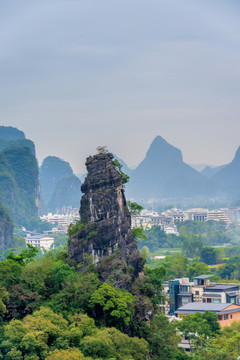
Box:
[40,156,81,213]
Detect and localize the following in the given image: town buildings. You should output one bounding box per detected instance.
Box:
[40,209,79,234]
[131,206,240,235]
[162,274,240,327]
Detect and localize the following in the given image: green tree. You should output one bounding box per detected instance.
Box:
[175,311,220,352]
[200,246,219,265]
[89,283,135,330]
[132,227,147,242]
[142,226,168,251]
[145,313,181,360]
[0,285,8,318]
[182,235,203,258]
[5,284,39,320]
[46,348,92,360]
[145,266,165,305]
[161,255,188,279]
[112,158,129,184]
[6,244,38,266]
[192,321,240,359]
[187,258,210,280]
[48,272,100,316]
[216,256,240,280]
[127,201,143,216]
[140,246,150,262]
[0,259,22,288]
[1,307,70,359]
[81,327,148,360]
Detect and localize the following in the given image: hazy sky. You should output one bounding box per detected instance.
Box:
[0,0,240,172]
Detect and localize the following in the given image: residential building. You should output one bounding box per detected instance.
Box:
[203,285,240,304]
[164,275,240,316]
[207,210,231,224]
[175,302,240,327]
[184,208,208,221]
[25,234,54,251]
[168,278,193,315]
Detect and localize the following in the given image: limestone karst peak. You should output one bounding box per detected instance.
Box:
[68,152,143,289]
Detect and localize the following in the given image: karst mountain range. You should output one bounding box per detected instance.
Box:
[0,127,240,229]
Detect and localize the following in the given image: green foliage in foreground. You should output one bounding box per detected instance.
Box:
[0,307,149,360]
[175,311,220,352]
[0,247,184,359]
[176,316,240,360]
[2,245,240,358]
[89,283,135,330]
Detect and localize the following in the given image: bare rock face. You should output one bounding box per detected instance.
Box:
[68,153,143,288]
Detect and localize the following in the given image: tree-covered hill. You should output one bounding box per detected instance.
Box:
[0,126,36,155]
[213,146,240,199]
[0,126,25,140]
[40,156,81,213]
[0,205,13,253]
[0,246,185,360]
[0,147,39,227]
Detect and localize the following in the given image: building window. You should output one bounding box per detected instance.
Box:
[230,314,232,319]
[182,297,191,305]
[195,291,199,295]
[224,314,228,320]
[207,298,212,303]
[213,298,221,304]
[218,315,222,321]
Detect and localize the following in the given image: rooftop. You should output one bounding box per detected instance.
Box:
[205,285,239,291]
[194,275,214,280]
[175,302,240,314]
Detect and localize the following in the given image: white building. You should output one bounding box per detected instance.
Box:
[184,208,208,221]
[164,225,179,236]
[25,234,54,251]
[131,209,163,230]
[41,210,80,234]
[207,210,231,224]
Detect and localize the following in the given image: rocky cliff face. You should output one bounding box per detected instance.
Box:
[0,207,13,252]
[0,147,40,227]
[68,153,143,288]
[40,156,81,213]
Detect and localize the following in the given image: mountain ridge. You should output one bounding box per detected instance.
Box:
[127,135,215,201]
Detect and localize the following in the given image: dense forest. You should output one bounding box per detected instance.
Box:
[2,237,240,359]
[0,244,188,360]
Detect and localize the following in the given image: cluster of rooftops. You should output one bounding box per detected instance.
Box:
[162,275,240,327]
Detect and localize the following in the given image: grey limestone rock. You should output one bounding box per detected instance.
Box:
[68,153,143,288]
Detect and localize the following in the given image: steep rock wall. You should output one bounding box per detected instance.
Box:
[68,153,143,287]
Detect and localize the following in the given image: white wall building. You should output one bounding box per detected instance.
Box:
[25,234,54,251]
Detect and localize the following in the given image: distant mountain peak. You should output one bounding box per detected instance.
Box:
[151,135,167,144]
[0,126,25,140]
[233,146,240,162]
[146,135,183,163]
